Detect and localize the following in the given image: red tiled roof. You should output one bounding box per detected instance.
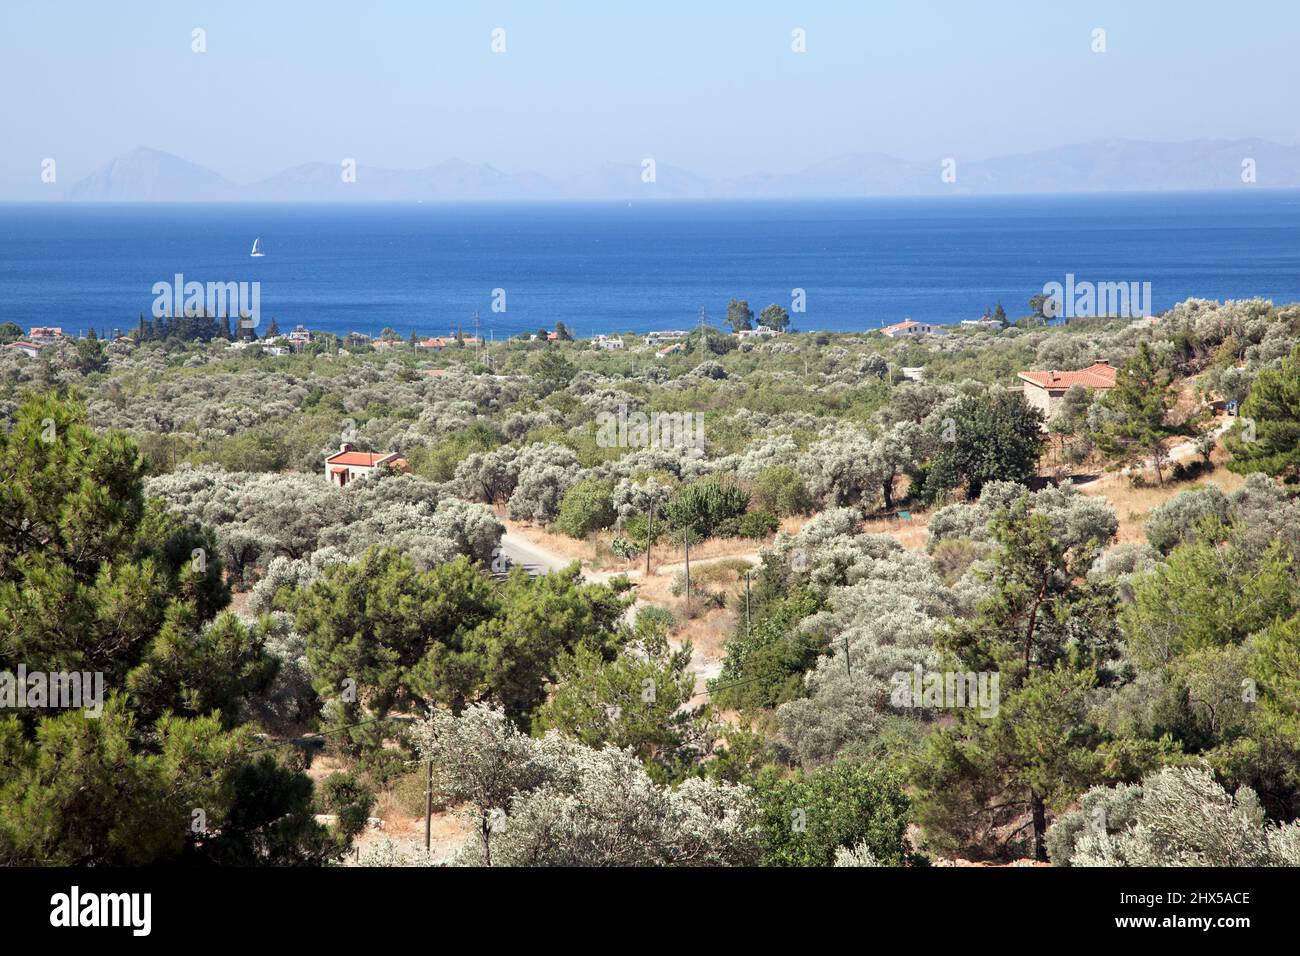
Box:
[325,450,399,467]
[883,320,920,332]
[1017,362,1117,390]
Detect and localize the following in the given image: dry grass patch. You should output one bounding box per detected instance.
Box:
[860,513,930,550]
[1078,460,1246,545]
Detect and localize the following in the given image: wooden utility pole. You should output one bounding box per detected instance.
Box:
[745,570,752,636]
[683,529,691,616]
[424,758,433,852]
[645,501,654,577]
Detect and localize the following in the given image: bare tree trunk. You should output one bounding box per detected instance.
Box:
[1031,789,1048,862]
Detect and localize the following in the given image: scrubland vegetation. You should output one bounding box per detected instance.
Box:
[5,296,1300,866]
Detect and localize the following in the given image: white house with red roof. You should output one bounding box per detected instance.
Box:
[8,341,44,359]
[1016,361,1117,420]
[324,443,410,487]
[27,327,66,344]
[881,319,946,338]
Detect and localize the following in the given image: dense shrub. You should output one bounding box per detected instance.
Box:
[756,759,915,867]
[664,478,750,540]
[751,465,813,517]
[316,772,376,841]
[1051,767,1300,866]
[555,478,617,539]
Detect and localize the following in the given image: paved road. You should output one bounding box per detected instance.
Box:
[497,531,574,577]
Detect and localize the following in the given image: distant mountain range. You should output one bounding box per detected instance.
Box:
[59,140,1300,202]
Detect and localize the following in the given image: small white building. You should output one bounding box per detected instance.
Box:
[881,319,946,338]
[8,341,43,359]
[593,334,625,350]
[324,443,410,488]
[645,330,688,346]
[735,326,781,340]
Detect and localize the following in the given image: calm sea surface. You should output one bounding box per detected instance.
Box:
[2,193,1299,339]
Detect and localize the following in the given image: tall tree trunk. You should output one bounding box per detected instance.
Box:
[480,816,492,867]
[1031,789,1048,862]
[1022,578,1049,674]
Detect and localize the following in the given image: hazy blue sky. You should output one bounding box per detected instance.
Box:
[2,0,1297,195]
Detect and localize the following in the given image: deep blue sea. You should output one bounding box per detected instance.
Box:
[3,193,1300,339]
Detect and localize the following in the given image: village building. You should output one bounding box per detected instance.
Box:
[8,341,44,359]
[324,443,411,488]
[645,330,688,346]
[287,325,312,349]
[960,317,1004,330]
[735,326,781,340]
[593,334,625,350]
[1016,361,1117,420]
[881,319,947,338]
[27,327,66,344]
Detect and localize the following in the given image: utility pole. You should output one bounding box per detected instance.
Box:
[843,636,851,677]
[645,500,654,577]
[683,529,691,616]
[745,569,752,636]
[424,757,433,852]
[473,310,481,364]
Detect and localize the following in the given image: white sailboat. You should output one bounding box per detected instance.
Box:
[250,237,265,258]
